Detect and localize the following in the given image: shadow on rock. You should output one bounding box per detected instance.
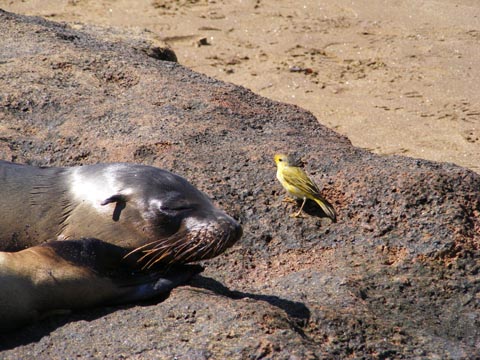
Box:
[0,291,170,351]
[190,275,311,325]
[299,198,335,220]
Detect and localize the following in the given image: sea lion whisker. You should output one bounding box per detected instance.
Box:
[136,240,184,268]
[134,228,223,268]
[124,234,184,260]
[134,242,174,263]
[144,231,188,252]
[124,243,157,259]
[158,236,202,264]
[175,244,199,261]
[183,241,210,261]
[137,250,160,264]
[142,255,162,270]
[173,241,193,254]
[144,250,172,269]
[152,238,184,250]
[178,243,203,260]
[182,248,204,262]
[143,246,171,263]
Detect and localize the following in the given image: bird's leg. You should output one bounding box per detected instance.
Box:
[291,197,307,218]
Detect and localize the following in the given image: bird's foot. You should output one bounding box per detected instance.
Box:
[290,211,304,218]
[282,196,297,204]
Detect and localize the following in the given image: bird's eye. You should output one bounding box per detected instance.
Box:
[279,158,283,162]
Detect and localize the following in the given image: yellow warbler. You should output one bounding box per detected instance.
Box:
[274,153,337,221]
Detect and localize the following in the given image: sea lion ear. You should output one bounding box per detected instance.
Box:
[100,194,128,206]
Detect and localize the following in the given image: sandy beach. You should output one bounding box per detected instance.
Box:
[1,0,479,173]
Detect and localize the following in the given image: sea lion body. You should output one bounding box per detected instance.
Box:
[0,161,242,330]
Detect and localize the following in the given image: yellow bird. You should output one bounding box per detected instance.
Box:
[274,153,337,221]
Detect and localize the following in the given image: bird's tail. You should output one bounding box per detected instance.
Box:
[313,196,337,222]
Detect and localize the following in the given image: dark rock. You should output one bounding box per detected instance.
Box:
[0,9,479,359]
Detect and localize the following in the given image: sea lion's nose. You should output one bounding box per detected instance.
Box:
[232,221,243,242]
[223,217,242,246]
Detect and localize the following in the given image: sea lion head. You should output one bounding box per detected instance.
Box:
[65,163,242,268]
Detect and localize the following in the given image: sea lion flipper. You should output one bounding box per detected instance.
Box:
[0,240,129,331]
[113,264,204,303]
[153,264,204,291]
[0,242,202,330]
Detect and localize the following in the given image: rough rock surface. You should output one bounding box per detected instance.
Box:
[0,10,479,359]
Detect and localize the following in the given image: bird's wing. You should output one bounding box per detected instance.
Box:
[282,166,321,195]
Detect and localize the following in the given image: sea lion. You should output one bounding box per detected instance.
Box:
[0,161,242,330]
